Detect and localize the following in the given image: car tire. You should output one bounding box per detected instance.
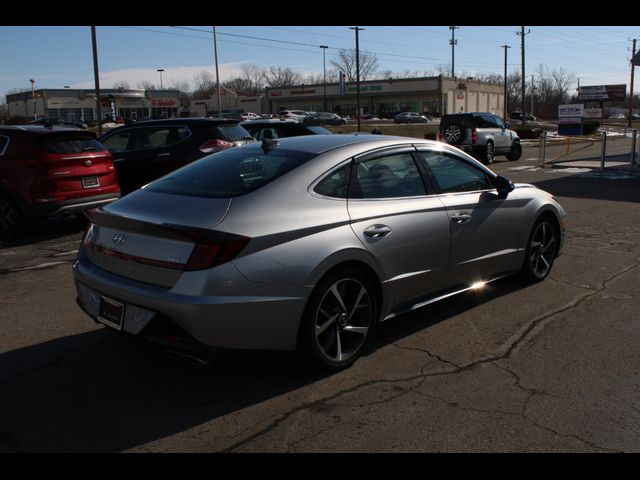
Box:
[506,142,522,161]
[520,215,559,283]
[298,267,378,371]
[484,141,495,164]
[0,196,23,242]
[444,124,464,144]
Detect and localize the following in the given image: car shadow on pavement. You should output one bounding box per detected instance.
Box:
[0,275,530,453]
[0,215,86,249]
[530,169,640,203]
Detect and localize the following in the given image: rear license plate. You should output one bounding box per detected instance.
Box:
[82,176,100,189]
[98,296,125,331]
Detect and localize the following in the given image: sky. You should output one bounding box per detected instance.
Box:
[1,25,639,99]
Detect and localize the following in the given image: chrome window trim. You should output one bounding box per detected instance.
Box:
[0,135,9,157]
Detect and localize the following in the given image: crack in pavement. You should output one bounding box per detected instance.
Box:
[219,255,640,452]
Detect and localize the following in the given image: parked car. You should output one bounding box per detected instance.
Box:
[73,134,566,370]
[278,109,310,123]
[438,112,522,164]
[30,116,89,130]
[393,112,429,124]
[240,112,261,121]
[303,112,347,126]
[608,113,626,120]
[98,118,256,195]
[240,118,332,140]
[0,125,120,241]
[510,111,537,122]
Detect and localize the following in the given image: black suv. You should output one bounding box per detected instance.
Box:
[438,112,522,164]
[99,118,256,194]
[240,118,332,141]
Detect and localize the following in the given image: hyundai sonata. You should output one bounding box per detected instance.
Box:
[73,134,566,370]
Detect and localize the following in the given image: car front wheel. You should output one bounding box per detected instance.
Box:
[521,215,559,282]
[298,267,377,371]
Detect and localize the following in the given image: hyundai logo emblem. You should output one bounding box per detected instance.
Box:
[112,233,126,246]
[84,160,93,167]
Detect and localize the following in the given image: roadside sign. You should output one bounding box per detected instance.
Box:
[577,85,626,102]
[559,104,584,117]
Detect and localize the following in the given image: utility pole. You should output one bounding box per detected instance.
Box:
[449,26,459,78]
[502,44,511,122]
[517,26,530,127]
[91,26,103,137]
[213,26,222,118]
[629,38,637,128]
[320,45,328,112]
[350,27,364,132]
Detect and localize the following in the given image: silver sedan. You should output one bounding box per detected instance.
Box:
[73,134,566,370]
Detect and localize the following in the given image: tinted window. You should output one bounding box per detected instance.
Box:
[314,164,350,198]
[419,151,491,193]
[213,124,253,141]
[351,153,427,199]
[36,134,105,154]
[101,130,134,153]
[145,147,315,198]
[306,126,332,135]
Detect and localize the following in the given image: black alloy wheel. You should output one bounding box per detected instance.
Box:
[521,216,559,282]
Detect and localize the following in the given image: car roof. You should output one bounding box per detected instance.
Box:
[237,133,435,156]
[0,125,92,135]
[240,118,298,125]
[130,117,239,126]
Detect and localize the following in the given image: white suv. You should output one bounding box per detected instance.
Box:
[438,112,522,164]
[278,109,310,123]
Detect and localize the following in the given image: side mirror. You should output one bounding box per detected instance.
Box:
[496,175,515,198]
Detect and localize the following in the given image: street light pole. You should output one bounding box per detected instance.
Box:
[213,26,222,118]
[29,78,36,120]
[320,45,328,112]
[350,27,364,132]
[157,69,165,90]
[502,45,511,122]
[91,26,103,137]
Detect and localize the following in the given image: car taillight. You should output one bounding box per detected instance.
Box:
[471,129,478,143]
[178,230,250,271]
[83,220,250,272]
[199,139,234,154]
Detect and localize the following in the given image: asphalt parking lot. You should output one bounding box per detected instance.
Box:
[1,138,640,452]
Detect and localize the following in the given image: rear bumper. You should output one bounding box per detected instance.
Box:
[72,253,311,352]
[24,191,121,219]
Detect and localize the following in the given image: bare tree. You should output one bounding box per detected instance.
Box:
[113,80,130,90]
[192,70,215,100]
[263,66,303,88]
[168,80,192,107]
[330,49,379,82]
[136,80,156,90]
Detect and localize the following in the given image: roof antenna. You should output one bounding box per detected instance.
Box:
[261,138,278,153]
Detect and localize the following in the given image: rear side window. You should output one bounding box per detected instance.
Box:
[212,124,253,141]
[36,134,105,154]
[145,147,315,198]
[314,164,351,198]
[351,153,427,199]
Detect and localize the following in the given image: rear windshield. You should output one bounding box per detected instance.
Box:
[440,115,475,129]
[213,124,254,141]
[36,134,106,154]
[145,147,315,198]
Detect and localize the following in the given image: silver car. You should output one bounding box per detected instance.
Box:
[73,135,566,370]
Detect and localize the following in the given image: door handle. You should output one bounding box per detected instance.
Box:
[450,212,472,224]
[364,225,392,238]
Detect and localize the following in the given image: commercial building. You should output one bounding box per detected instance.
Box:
[6,88,181,123]
[266,75,505,118]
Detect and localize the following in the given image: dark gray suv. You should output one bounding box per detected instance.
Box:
[438,112,522,164]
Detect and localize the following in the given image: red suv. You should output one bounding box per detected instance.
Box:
[0,125,121,240]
